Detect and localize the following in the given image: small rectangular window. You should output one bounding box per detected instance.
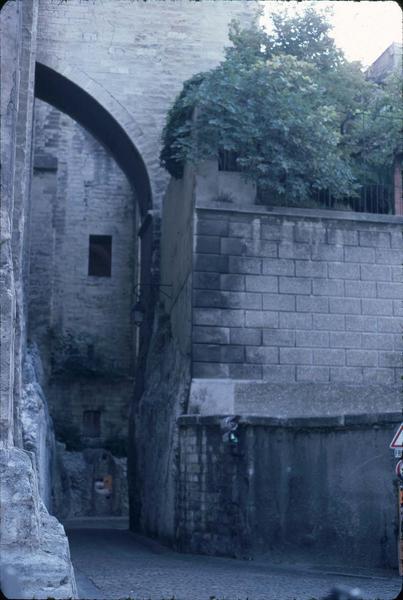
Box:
[83,410,101,437]
[88,235,112,277]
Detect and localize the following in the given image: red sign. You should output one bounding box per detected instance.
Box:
[390,424,403,449]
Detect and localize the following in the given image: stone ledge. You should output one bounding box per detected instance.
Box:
[196,203,403,225]
[178,411,402,429]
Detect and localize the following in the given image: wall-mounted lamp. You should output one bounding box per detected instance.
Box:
[132,283,172,328]
[132,299,146,326]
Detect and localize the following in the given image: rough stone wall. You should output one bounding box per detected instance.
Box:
[53,446,128,521]
[0,2,77,597]
[177,414,401,568]
[21,344,55,510]
[29,99,135,443]
[35,0,257,210]
[160,164,195,355]
[128,310,191,542]
[191,205,402,415]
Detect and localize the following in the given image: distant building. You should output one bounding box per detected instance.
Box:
[366,42,402,82]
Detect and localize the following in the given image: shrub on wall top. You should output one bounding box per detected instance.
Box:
[160,7,401,205]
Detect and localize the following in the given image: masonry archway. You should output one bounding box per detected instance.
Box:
[35,61,152,218]
[30,62,155,527]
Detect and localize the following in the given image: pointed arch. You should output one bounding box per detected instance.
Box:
[34,61,152,217]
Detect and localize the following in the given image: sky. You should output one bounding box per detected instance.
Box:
[262,1,402,67]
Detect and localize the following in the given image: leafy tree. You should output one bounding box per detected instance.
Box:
[160,8,401,205]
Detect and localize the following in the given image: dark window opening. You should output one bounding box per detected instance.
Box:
[88,235,112,277]
[218,148,240,172]
[83,410,101,437]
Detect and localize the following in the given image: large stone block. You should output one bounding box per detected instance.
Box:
[314,348,345,366]
[329,297,361,314]
[279,276,311,295]
[311,244,343,262]
[245,310,278,328]
[345,246,375,263]
[330,331,360,349]
[312,278,344,297]
[359,230,390,247]
[245,346,278,364]
[229,364,262,380]
[195,253,229,273]
[262,364,296,382]
[220,237,246,256]
[295,260,327,278]
[197,219,229,237]
[346,315,378,332]
[193,308,244,327]
[228,256,262,274]
[296,295,329,313]
[193,272,220,290]
[193,326,230,344]
[376,282,403,299]
[280,347,313,365]
[230,327,261,346]
[345,280,376,297]
[278,241,310,260]
[262,293,295,311]
[245,275,278,293]
[346,349,378,367]
[195,235,221,254]
[360,264,392,281]
[328,262,360,280]
[220,274,245,291]
[279,312,312,329]
[263,329,295,347]
[362,298,393,316]
[296,366,330,382]
[262,258,295,276]
[295,330,329,348]
[313,314,345,331]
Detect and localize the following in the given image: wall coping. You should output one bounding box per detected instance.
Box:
[196,201,403,226]
[178,412,402,429]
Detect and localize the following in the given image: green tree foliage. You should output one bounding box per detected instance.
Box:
[160,7,401,204]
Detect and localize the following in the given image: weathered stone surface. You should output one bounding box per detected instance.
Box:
[0,448,77,599]
[177,415,399,568]
[21,344,55,510]
[128,310,191,541]
[53,445,128,521]
[1,2,77,596]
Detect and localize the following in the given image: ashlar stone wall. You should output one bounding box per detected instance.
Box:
[29,99,136,444]
[35,0,257,210]
[191,204,402,416]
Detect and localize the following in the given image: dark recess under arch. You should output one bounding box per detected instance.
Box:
[34,61,152,217]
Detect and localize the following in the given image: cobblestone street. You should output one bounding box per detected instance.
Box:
[67,529,402,600]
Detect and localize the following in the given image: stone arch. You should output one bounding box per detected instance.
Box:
[34,61,152,218]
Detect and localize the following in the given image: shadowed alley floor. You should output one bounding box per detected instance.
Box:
[66,528,401,600]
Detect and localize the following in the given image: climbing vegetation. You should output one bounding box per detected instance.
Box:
[160,7,402,204]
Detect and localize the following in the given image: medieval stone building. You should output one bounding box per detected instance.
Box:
[0,1,401,598]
